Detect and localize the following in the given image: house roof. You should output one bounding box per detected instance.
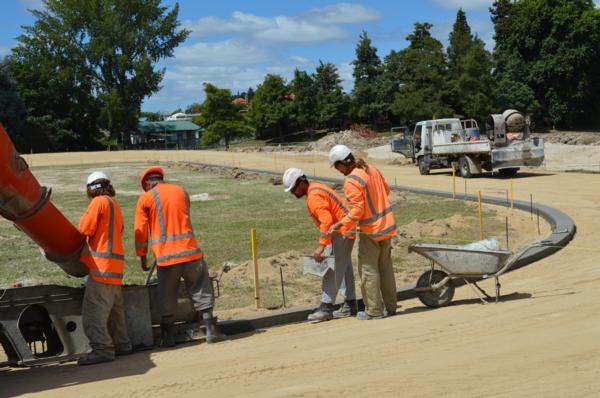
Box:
[138,120,201,133]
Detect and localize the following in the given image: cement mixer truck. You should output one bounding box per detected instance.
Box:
[391,110,545,178]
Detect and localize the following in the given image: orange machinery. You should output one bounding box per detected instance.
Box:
[0,123,87,277]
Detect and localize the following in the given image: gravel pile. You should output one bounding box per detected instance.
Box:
[307,130,390,152]
[534,131,600,145]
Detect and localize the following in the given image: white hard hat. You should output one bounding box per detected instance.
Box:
[328,144,352,166]
[282,168,305,192]
[87,171,110,186]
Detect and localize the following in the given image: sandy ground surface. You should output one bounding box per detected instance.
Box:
[2,148,600,397]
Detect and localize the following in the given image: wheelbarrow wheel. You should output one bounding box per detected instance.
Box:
[416,270,455,308]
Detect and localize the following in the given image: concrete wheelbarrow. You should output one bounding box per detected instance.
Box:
[408,238,550,307]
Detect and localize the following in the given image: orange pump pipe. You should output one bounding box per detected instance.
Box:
[0,124,87,277]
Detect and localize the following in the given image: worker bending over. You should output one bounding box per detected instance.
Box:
[328,145,398,320]
[78,172,131,365]
[283,168,358,321]
[134,167,226,346]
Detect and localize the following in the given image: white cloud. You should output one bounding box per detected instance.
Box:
[184,3,381,44]
[144,3,382,110]
[183,11,274,37]
[337,62,355,92]
[253,17,348,43]
[432,0,493,11]
[301,3,381,24]
[0,46,9,57]
[173,40,274,66]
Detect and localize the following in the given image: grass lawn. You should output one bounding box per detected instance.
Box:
[0,162,511,315]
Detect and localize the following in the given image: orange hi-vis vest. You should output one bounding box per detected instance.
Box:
[306,182,356,245]
[134,183,203,267]
[340,164,397,241]
[79,196,125,285]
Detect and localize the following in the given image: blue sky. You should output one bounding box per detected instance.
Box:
[1,0,599,113]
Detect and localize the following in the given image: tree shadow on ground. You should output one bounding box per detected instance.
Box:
[0,349,155,397]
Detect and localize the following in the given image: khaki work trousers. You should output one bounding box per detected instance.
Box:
[82,278,131,359]
[357,235,397,317]
[157,258,214,324]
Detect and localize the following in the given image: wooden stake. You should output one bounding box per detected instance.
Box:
[279,267,286,309]
[251,228,260,309]
[478,191,484,240]
[509,179,514,209]
[530,194,533,220]
[452,166,456,199]
[505,216,509,250]
[464,179,467,201]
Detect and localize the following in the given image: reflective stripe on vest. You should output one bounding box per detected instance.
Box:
[361,223,398,239]
[308,185,356,239]
[307,186,351,215]
[82,197,125,263]
[150,187,202,264]
[150,187,195,245]
[347,174,394,226]
[156,248,203,263]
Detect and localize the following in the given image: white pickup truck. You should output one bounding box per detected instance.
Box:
[390,110,545,178]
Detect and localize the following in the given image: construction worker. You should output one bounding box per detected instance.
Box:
[328,145,398,320]
[134,167,226,346]
[78,171,131,365]
[282,168,358,321]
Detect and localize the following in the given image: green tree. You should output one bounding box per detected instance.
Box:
[12,0,188,149]
[491,0,600,127]
[199,83,251,147]
[390,23,451,126]
[446,10,495,121]
[489,0,513,77]
[351,31,382,124]
[377,50,403,126]
[248,74,291,139]
[0,58,27,150]
[140,111,163,122]
[289,69,318,132]
[457,38,495,121]
[313,61,346,129]
[447,9,473,80]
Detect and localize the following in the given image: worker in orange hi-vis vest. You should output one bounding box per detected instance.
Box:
[282,168,359,322]
[78,171,131,366]
[134,167,226,346]
[328,145,398,320]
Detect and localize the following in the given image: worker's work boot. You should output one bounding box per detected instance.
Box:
[159,323,176,348]
[307,303,334,322]
[115,345,133,356]
[201,311,227,344]
[332,300,358,318]
[77,351,114,366]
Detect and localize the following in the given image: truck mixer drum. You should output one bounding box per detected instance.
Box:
[0,123,87,277]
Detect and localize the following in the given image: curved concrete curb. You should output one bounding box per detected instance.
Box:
[178,162,576,335]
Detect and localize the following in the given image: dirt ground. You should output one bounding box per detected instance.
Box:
[2,149,599,397]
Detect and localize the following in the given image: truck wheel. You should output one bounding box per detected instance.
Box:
[418,157,430,175]
[459,157,472,179]
[498,168,518,177]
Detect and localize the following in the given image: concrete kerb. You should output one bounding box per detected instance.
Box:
[181,162,576,335]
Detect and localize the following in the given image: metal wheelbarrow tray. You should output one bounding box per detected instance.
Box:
[408,241,540,308]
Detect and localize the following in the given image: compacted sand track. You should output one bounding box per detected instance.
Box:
[2,149,599,398]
